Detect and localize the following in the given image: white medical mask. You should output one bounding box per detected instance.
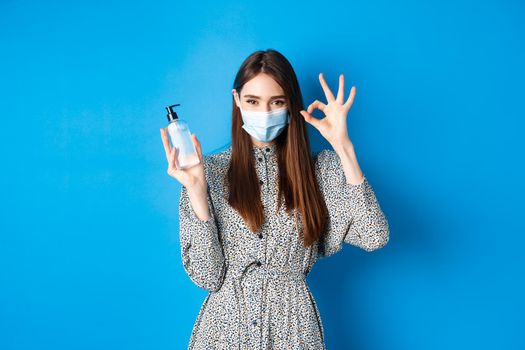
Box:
[238,102,291,142]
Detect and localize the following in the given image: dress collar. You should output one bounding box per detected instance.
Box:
[251,142,278,157]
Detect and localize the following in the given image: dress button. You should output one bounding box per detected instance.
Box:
[258,233,263,239]
[256,261,262,267]
[259,180,263,185]
[258,157,263,162]
[265,147,270,152]
[252,320,257,326]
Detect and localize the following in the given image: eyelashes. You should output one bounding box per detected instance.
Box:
[246,99,286,106]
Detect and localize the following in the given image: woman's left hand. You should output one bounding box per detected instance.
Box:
[300,73,356,149]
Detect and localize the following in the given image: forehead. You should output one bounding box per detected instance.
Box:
[241,73,284,97]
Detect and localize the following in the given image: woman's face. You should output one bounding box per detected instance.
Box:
[233,73,287,112]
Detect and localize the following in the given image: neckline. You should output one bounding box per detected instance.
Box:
[225,143,278,156]
[251,142,277,155]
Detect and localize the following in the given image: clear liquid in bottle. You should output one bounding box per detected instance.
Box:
[165,104,200,170]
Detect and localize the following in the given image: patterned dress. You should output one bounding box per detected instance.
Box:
[179,142,389,349]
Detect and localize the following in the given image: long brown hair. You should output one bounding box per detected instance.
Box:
[226,49,328,248]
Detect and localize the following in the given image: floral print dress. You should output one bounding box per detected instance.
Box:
[178,142,389,349]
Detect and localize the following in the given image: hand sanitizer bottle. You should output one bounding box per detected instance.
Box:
[165,104,201,169]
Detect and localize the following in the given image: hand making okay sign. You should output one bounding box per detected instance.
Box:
[300,73,356,148]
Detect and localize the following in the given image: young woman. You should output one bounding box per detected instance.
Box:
[160,49,389,350]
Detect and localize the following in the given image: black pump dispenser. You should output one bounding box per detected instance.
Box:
[166,104,181,122]
[163,102,200,169]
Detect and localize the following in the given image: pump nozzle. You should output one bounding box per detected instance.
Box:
[166,104,181,122]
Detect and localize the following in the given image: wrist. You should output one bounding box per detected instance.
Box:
[332,138,354,155]
[187,185,207,197]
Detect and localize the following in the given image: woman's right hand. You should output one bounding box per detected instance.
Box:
[160,128,207,193]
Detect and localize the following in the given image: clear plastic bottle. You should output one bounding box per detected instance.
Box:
[164,104,200,169]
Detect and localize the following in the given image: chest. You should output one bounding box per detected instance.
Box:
[208,171,305,260]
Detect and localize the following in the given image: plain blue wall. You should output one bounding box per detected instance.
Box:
[1,0,524,349]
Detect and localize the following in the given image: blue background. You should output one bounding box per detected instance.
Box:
[1,0,524,349]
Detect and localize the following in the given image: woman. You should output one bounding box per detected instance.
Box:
[160,49,389,350]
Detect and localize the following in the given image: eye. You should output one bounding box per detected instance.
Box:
[246,99,257,105]
[274,100,286,106]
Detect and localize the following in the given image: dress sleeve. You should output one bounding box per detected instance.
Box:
[315,149,390,258]
[178,160,226,292]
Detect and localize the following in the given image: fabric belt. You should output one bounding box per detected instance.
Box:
[224,260,306,350]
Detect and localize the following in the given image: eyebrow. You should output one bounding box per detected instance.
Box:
[242,94,286,100]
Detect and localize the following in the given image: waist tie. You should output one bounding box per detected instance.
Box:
[224,260,306,350]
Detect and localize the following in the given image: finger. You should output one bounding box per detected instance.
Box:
[169,145,178,170]
[192,134,204,163]
[343,86,357,110]
[336,74,345,104]
[160,128,172,162]
[307,100,327,114]
[319,72,335,103]
[300,110,323,130]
